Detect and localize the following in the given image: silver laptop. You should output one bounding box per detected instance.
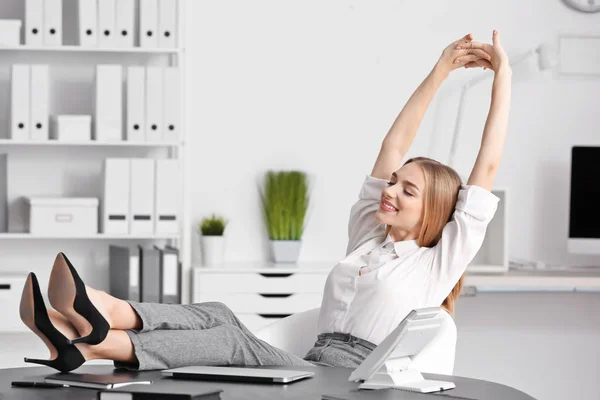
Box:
[161,366,315,384]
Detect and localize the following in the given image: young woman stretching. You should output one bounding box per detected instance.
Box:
[19,31,511,372]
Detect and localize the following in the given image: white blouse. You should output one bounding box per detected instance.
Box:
[317,174,500,346]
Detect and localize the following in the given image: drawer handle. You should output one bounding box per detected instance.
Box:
[0,284,10,290]
[258,314,292,319]
[55,214,73,223]
[259,273,294,278]
[258,293,293,298]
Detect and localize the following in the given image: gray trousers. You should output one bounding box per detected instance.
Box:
[115,301,374,371]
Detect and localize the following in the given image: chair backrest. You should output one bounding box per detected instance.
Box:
[254,307,457,375]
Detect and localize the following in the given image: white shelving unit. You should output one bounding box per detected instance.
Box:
[0,45,181,54]
[0,139,181,147]
[0,1,193,306]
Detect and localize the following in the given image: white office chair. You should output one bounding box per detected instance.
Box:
[254,307,457,375]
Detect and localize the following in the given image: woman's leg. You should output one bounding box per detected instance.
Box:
[126,301,252,334]
[112,323,315,371]
[80,287,244,334]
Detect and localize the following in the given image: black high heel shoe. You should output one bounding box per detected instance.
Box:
[20,273,86,372]
[48,252,110,345]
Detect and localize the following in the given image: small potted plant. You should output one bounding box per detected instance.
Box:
[199,214,227,266]
[259,170,310,264]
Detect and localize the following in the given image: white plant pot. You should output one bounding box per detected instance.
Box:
[270,240,302,264]
[201,235,225,266]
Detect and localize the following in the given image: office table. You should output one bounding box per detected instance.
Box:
[0,365,535,399]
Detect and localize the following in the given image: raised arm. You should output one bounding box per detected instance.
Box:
[464,30,512,191]
[371,34,492,180]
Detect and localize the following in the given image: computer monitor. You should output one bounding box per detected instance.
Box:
[568,146,600,254]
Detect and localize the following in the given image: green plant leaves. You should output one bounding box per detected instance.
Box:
[200,214,227,236]
[260,170,309,241]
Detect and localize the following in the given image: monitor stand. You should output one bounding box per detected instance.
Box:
[358,357,455,393]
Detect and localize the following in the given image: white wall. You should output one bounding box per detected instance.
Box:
[185,1,600,399]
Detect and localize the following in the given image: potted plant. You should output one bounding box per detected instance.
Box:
[259,170,310,263]
[199,214,227,266]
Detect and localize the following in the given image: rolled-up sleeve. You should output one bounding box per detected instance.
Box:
[428,185,500,302]
[346,175,387,255]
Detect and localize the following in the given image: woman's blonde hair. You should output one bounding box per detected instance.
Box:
[384,157,463,314]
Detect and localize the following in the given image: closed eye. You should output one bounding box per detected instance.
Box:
[386,181,395,186]
[404,189,413,197]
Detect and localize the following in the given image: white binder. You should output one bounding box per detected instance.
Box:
[154,159,179,234]
[158,0,178,48]
[98,0,116,47]
[43,0,62,46]
[145,67,163,142]
[78,0,98,47]
[29,65,49,141]
[25,0,44,46]
[162,67,180,142]
[103,158,130,234]
[115,0,135,47]
[95,65,123,141]
[126,66,145,142]
[130,159,155,234]
[140,0,159,48]
[11,65,30,140]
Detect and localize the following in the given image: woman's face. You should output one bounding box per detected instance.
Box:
[375,162,425,239]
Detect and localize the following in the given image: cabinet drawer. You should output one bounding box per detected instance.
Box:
[0,275,28,332]
[237,313,290,333]
[194,271,328,294]
[194,293,322,314]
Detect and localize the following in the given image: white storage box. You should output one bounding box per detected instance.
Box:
[0,274,28,332]
[28,197,99,235]
[0,20,22,46]
[51,115,92,141]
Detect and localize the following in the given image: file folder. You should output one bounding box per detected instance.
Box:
[145,67,163,142]
[109,245,140,302]
[0,154,7,233]
[140,0,159,48]
[141,246,161,303]
[25,0,44,46]
[78,0,98,47]
[103,158,130,234]
[43,0,63,46]
[126,66,145,142]
[154,159,179,235]
[29,65,49,141]
[129,158,155,234]
[158,0,178,48]
[98,0,116,47]
[11,64,30,140]
[116,0,135,47]
[95,65,123,141]
[162,67,180,142]
[159,245,181,304]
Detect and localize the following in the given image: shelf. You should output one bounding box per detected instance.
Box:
[0,233,179,240]
[0,139,181,147]
[464,269,600,292]
[194,261,338,273]
[0,45,182,54]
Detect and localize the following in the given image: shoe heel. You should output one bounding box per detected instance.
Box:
[24,357,52,367]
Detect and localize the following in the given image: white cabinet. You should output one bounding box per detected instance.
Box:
[0,275,29,332]
[193,263,333,332]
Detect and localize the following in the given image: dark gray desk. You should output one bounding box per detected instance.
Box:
[0,365,535,400]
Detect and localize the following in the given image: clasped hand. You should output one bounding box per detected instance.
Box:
[437,30,511,76]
